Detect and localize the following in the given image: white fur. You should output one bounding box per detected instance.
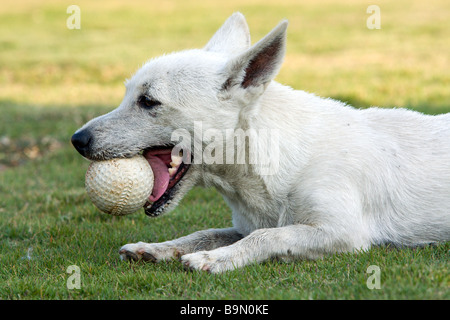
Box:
[74,13,450,273]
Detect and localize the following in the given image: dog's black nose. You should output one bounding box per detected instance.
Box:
[71,130,92,156]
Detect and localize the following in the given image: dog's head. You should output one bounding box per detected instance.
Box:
[71,13,288,216]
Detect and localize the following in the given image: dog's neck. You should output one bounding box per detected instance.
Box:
[198,82,312,201]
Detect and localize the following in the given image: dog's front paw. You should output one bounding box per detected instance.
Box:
[119,242,182,262]
[181,249,239,273]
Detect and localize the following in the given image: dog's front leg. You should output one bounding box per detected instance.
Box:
[181,224,357,273]
[119,227,243,263]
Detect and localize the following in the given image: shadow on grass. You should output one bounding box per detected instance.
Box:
[0,100,112,170]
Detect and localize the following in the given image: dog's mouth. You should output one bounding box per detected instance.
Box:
[142,146,190,216]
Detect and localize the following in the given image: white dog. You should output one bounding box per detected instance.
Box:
[72,13,450,273]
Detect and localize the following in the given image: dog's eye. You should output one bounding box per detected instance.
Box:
[137,95,162,109]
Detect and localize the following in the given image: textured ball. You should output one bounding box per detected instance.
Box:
[85,155,154,216]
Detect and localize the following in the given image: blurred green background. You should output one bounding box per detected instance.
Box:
[0,0,448,299]
[1,0,449,109]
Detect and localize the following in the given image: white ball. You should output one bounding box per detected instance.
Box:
[85,155,154,216]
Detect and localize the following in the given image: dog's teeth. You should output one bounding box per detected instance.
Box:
[171,154,183,166]
[168,167,177,176]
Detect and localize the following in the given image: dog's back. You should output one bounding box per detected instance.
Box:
[275,89,450,247]
[360,107,450,245]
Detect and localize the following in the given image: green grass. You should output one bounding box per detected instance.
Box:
[0,0,449,299]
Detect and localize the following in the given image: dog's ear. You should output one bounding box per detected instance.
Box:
[220,20,288,98]
[204,12,251,56]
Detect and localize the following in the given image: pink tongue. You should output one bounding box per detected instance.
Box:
[146,154,170,202]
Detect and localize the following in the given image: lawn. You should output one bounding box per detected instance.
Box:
[0,0,448,300]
